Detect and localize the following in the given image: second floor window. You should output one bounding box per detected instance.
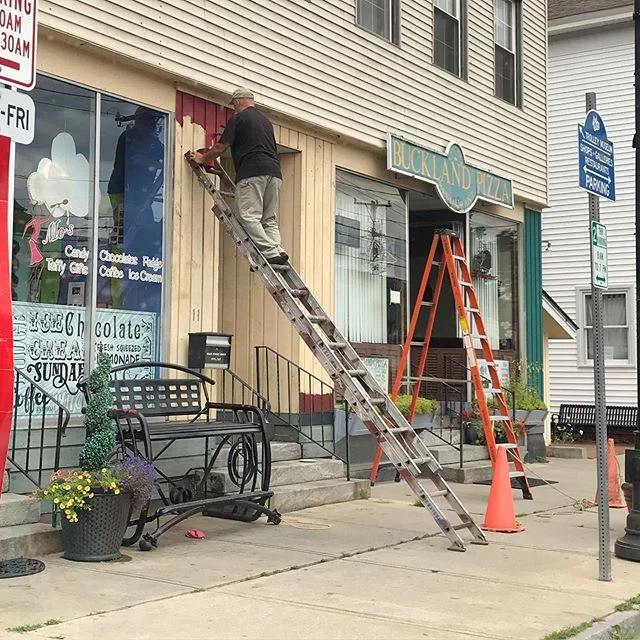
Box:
[434,0,461,76]
[494,0,518,104]
[356,0,399,43]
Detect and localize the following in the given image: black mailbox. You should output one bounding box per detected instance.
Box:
[188,332,232,369]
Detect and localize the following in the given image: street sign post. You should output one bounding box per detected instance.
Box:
[591,221,608,290]
[580,95,614,582]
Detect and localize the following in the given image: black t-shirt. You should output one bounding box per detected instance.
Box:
[220,107,282,182]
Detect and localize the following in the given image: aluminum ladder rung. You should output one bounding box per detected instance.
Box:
[461,281,473,287]
[290,288,309,298]
[429,489,449,498]
[271,264,290,272]
[308,314,327,323]
[219,191,235,197]
[386,425,411,433]
[500,443,519,449]
[347,369,367,377]
[452,522,474,531]
[466,307,480,313]
[489,415,510,422]
[369,398,387,406]
[509,471,525,478]
[421,301,434,307]
[328,341,347,348]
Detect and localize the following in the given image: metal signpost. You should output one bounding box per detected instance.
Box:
[578,93,615,581]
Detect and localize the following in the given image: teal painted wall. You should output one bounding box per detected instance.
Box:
[524,209,544,398]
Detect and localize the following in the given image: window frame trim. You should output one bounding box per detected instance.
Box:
[493,0,523,107]
[355,0,401,46]
[576,285,636,368]
[433,0,466,79]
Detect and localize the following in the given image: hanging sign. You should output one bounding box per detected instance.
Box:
[387,134,514,213]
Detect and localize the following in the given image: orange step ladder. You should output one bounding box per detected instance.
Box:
[370,229,532,500]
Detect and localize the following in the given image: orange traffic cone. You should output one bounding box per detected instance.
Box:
[481,445,525,533]
[594,438,625,508]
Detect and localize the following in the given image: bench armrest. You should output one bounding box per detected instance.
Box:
[205,401,263,414]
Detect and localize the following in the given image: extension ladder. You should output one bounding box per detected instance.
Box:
[184,152,488,551]
[370,229,532,499]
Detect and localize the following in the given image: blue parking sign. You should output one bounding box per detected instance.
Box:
[578,110,616,201]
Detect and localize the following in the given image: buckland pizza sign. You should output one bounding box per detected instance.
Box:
[0,0,37,90]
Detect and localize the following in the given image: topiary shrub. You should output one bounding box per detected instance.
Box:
[79,352,116,472]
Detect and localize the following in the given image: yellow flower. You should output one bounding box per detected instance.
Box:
[89,493,94,498]
[43,489,48,495]
[63,484,71,490]
[53,498,60,504]
[85,486,91,492]
[114,489,120,495]
[101,468,107,473]
[110,482,116,489]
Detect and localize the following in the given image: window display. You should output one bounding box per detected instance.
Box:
[11,76,168,415]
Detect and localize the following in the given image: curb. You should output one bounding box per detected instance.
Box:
[547,445,587,459]
[573,610,640,639]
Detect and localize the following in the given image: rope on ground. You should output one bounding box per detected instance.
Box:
[507,449,597,516]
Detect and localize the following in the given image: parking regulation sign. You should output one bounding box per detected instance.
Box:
[578,110,616,201]
[591,221,608,289]
[0,0,37,90]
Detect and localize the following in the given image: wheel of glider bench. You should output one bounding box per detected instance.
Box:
[139,535,157,551]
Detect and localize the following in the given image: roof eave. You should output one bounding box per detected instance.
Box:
[549,6,632,36]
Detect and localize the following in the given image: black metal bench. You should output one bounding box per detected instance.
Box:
[80,361,281,551]
[551,403,638,440]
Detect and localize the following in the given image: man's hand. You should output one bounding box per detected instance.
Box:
[192,150,210,165]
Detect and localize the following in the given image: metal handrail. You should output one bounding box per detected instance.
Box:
[8,368,71,492]
[254,346,349,478]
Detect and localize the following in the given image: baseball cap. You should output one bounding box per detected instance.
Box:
[230,87,254,103]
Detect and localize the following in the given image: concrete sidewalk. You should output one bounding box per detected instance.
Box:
[1,457,639,640]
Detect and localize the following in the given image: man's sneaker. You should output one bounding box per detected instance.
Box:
[267,254,288,265]
[279,252,289,261]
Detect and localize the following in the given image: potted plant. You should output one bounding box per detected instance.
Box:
[461,408,482,444]
[393,395,439,429]
[33,352,158,562]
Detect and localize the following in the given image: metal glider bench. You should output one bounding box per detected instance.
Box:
[80,361,281,551]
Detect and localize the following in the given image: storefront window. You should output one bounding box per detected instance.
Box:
[469,211,518,352]
[12,75,168,414]
[335,170,407,344]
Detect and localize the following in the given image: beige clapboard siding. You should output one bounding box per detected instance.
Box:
[40,0,547,205]
[544,24,636,409]
[217,125,335,386]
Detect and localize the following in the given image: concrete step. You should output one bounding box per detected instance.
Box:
[0,493,41,527]
[269,478,370,513]
[270,442,302,462]
[430,444,489,466]
[270,459,345,487]
[0,522,61,561]
[440,460,515,484]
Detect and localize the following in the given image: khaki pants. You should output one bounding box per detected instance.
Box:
[235,175,283,259]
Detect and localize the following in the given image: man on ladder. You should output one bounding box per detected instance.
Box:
[193,87,289,265]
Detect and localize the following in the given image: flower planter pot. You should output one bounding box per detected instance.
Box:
[61,490,131,562]
[411,413,436,430]
[514,410,530,423]
[464,425,478,445]
[525,410,548,427]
